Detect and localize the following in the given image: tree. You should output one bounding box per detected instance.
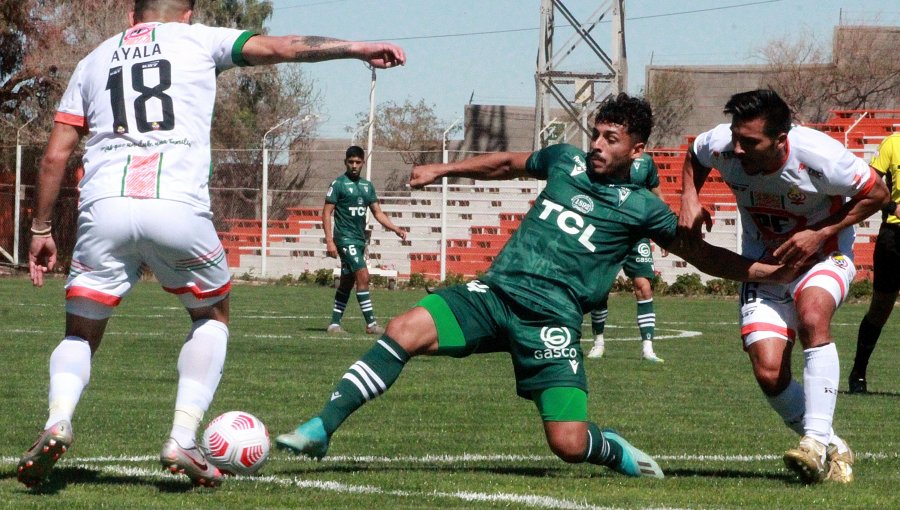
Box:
[758,26,900,123]
[351,98,453,166]
[644,71,694,148]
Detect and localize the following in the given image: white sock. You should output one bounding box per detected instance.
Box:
[170,319,228,448]
[803,343,839,445]
[766,380,805,436]
[641,340,654,356]
[46,336,92,428]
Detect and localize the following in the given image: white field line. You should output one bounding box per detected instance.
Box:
[21,462,680,510]
[1,451,895,466]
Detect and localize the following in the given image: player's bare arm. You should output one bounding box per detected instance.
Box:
[241,35,405,68]
[665,231,797,284]
[677,150,714,238]
[772,172,889,267]
[29,122,83,287]
[370,202,407,241]
[322,202,338,258]
[409,152,532,188]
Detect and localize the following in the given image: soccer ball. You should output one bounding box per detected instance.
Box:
[201,411,270,475]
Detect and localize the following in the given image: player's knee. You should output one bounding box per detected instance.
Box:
[753,366,788,396]
[384,309,436,355]
[547,434,587,463]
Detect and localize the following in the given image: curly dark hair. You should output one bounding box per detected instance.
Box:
[593,93,654,143]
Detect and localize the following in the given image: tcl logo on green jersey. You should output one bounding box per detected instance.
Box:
[348,207,367,216]
[536,199,597,252]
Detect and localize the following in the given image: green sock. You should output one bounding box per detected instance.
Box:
[318,335,410,435]
[330,289,350,325]
[590,303,608,336]
[356,290,376,326]
[636,298,655,341]
[584,422,623,467]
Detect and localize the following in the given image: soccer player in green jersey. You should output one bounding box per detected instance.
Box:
[276,93,795,479]
[324,146,407,335]
[587,152,667,362]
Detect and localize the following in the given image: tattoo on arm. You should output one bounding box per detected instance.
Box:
[290,37,351,61]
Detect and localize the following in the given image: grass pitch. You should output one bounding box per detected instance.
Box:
[1,277,898,509]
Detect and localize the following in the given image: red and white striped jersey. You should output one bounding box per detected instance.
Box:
[692,123,878,260]
[56,22,254,210]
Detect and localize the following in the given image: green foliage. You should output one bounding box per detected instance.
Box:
[666,273,705,296]
[369,274,388,288]
[238,267,257,281]
[406,272,430,289]
[297,270,314,284]
[651,272,669,294]
[610,275,632,292]
[849,278,873,299]
[705,278,740,296]
[313,268,334,286]
[437,272,468,288]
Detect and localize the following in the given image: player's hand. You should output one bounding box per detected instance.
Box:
[395,229,408,241]
[29,235,57,287]
[677,201,713,239]
[773,230,824,267]
[409,164,445,189]
[325,240,338,259]
[357,42,405,69]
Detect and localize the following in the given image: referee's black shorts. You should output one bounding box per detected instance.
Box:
[873,222,900,293]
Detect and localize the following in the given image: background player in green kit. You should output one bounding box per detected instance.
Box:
[277,94,796,479]
[324,146,407,335]
[587,152,667,362]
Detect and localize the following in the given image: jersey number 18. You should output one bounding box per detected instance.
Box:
[106,59,175,134]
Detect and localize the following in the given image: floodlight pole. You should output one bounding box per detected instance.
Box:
[261,115,306,277]
[440,116,462,281]
[364,66,377,181]
[12,117,36,265]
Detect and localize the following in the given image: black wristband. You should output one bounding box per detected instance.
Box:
[882,202,898,216]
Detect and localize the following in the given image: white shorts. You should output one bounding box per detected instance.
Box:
[738,252,855,349]
[66,197,231,310]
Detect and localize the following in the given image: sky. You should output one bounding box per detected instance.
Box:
[265,0,900,139]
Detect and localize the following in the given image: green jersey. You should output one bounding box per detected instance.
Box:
[325,173,378,246]
[629,152,660,190]
[481,144,677,328]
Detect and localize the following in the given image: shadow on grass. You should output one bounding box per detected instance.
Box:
[5,466,212,495]
[841,390,899,398]
[665,467,796,483]
[278,463,558,478]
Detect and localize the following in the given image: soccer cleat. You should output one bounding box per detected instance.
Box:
[275,417,329,460]
[160,438,223,487]
[783,435,827,483]
[326,324,346,334]
[848,375,867,394]
[825,442,855,483]
[641,352,665,363]
[365,323,385,335]
[601,428,664,479]
[17,420,73,488]
[587,335,605,359]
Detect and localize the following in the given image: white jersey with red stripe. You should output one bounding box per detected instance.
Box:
[692,123,877,261]
[56,22,253,211]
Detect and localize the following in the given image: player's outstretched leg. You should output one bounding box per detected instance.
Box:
[277,335,411,459]
[600,428,664,478]
[160,438,223,487]
[276,417,330,460]
[17,420,74,488]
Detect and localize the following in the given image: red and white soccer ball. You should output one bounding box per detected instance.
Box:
[201,411,270,476]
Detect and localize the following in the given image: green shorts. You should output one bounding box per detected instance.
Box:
[621,238,655,280]
[337,243,367,275]
[416,281,587,400]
